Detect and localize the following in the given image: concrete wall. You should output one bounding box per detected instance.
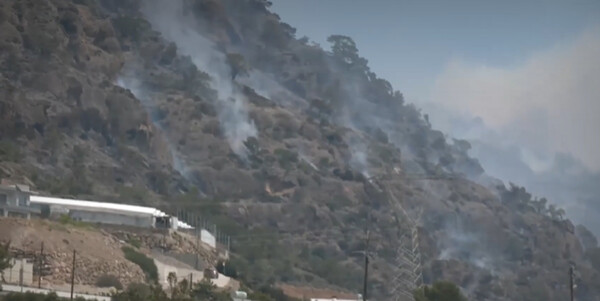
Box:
[69,210,154,228]
[201,229,216,248]
[153,257,205,289]
[2,258,34,285]
[153,256,235,290]
[1,284,111,301]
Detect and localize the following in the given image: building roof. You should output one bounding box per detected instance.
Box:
[30,196,193,229]
[0,184,33,193]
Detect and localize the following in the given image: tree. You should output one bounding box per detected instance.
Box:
[0,241,12,283]
[226,53,249,80]
[326,35,368,71]
[532,197,548,214]
[167,272,177,298]
[414,281,467,301]
[548,204,558,220]
[191,279,231,301]
[556,208,566,220]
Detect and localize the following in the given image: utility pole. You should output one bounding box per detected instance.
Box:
[38,242,44,288]
[195,229,200,270]
[362,211,371,301]
[569,264,575,301]
[19,261,23,293]
[70,250,76,301]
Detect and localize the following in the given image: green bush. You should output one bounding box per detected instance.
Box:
[58,215,93,229]
[96,274,123,290]
[414,281,467,301]
[111,16,150,43]
[0,241,12,271]
[122,246,158,282]
[127,237,142,249]
[0,140,22,162]
[191,280,232,301]
[274,148,298,169]
[118,186,148,202]
[40,205,51,219]
[1,292,63,301]
[112,283,162,301]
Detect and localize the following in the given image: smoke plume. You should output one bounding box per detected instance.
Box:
[141,0,257,158]
[423,27,600,236]
[116,76,189,176]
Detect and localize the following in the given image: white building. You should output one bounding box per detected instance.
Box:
[29,196,193,230]
[0,182,39,219]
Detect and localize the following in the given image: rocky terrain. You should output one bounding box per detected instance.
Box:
[0,218,217,291]
[0,0,599,300]
[0,218,145,287]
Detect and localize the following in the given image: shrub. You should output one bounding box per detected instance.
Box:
[191,280,231,301]
[122,246,158,282]
[111,16,150,43]
[24,26,59,57]
[0,140,22,162]
[414,281,467,301]
[58,215,93,229]
[3,292,60,301]
[118,185,148,202]
[0,241,12,271]
[96,274,123,290]
[127,237,142,249]
[40,205,51,219]
[273,148,298,169]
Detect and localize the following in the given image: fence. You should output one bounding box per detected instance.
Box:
[174,209,231,252]
[2,258,34,286]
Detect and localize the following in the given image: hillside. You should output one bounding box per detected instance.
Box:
[0,217,218,294]
[0,0,599,300]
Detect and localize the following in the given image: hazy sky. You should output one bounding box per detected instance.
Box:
[271,0,600,172]
[271,0,599,100]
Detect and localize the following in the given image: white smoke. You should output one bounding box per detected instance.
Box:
[115,76,189,176]
[237,69,308,109]
[141,0,257,158]
[422,27,600,236]
[429,28,600,172]
[437,216,499,274]
[349,140,370,178]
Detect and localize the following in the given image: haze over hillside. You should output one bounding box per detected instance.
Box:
[272,0,600,237]
[0,0,599,300]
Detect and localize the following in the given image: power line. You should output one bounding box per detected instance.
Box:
[366,175,423,301]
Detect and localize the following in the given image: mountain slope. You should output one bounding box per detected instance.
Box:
[0,0,599,300]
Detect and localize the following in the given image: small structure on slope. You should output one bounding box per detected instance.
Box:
[0,180,39,219]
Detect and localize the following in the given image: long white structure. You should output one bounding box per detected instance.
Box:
[29,196,193,230]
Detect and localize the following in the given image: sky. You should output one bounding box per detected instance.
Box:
[271,0,599,101]
[271,0,600,232]
[271,0,600,170]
